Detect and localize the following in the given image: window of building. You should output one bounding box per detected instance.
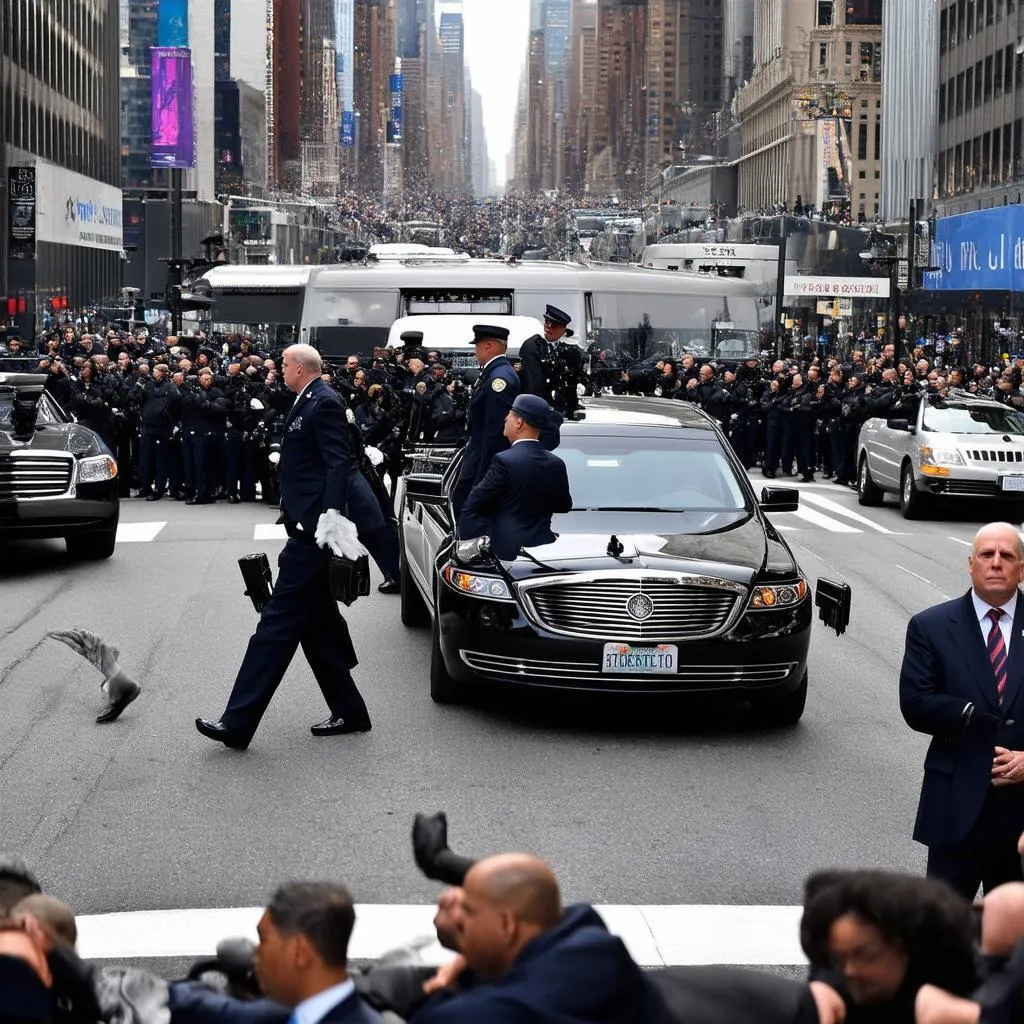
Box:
[858,169,866,178]
[941,6,949,52]
[875,120,881,160]
[976,60,984,105]
[819,42,828,66]
[939,81,947,121]
[985,55,993,101]
[996,49,1004,95]
[818,1,833,25]
[966,67,974,109]
[858,123,868,159]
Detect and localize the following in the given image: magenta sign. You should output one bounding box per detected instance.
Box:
[151,47,195,168]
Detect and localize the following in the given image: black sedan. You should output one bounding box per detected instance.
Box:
[0,374,120,559]
[398,397,846,725]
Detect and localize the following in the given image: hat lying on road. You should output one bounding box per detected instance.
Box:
[511,393,553,429]
[470,324,511,345]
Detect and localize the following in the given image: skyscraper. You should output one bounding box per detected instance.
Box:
[352,0,395,190]
[439,7,468,191]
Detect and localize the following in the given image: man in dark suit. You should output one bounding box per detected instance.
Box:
[900,521,1024,899]
[253,882,381,1024]
[196,344,371,751]
[451,326,520,517]
[457,394,572,560]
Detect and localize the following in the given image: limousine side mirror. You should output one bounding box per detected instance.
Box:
[759,487,799,513]
[405,473,447,504]
[888,418,915,434]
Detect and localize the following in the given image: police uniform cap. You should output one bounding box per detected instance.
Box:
[470,325,511,345]
[543,305,574,337]
[511,393,552,428]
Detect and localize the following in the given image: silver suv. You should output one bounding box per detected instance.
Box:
[857,392,1024,518]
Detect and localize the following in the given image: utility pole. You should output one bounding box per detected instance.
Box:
[169,167,183,334]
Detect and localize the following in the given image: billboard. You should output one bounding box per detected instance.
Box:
[151,47,196,169]
[924,207,1024,292]
[387,73,403,144]
[157,0,189,46]
[341,110,355,147]
[34,160,123,252]
[7,166,36,260]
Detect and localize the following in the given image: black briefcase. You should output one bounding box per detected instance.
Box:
[238,552,273,613]
[327,553,371,606]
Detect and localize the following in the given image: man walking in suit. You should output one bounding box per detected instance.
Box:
[451,325,520,518]
[900,521,1024,899]
[457,394,573,560]
[196,344,371,750]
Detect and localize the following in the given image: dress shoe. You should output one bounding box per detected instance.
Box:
[195,717,249,750]
[146,492,163,501]
[310,716,372,737]
[377,576,400,594]
[96,686,140,724]
[228,494,241,504]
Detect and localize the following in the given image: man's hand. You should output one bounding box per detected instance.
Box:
[809,981,846,1024]
[992,747,1024,786]
[915,984,980,1024]
[423,954,467,996]
[314,510,366,560]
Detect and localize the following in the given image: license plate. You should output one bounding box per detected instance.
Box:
[1001,475,1024,492]
[602,643,678,675]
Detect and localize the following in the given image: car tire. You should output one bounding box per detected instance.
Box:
[899,463,928,519]
[857,455,885,506]
[430,615,464,705]
[66,517,118,561]
[754,670,808,727]
[400,552,430,628]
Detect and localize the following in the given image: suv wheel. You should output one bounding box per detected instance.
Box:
[857,455,884,506]
[899,463,929,519]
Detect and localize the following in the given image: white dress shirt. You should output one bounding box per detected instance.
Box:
[290,978,356,1024]
[971,589,1018,654]
[511,438,540,446]
[291,377,316,408]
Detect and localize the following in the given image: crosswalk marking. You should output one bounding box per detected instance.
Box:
[75,904,807,967]
[115,522,166,543]
[254,523,288,541]
[786,506,860,533]
[798,492,895,534]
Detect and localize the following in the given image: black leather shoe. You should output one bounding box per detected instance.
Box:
[195,717,249,750]
[146,492,163,501]
[377,577,400,594]
[310,716,372,737]
[228,494,241,504]
[96,686,140,724]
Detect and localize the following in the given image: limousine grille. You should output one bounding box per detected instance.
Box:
[0,454,73,499]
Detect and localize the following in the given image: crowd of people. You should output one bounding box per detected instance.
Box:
[5,816,1024,1024]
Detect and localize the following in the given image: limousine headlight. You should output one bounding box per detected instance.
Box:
[748,578,808,610]
[77,454,118,483]
[442,563,513,601]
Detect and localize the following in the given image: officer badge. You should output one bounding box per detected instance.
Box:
[492,379,507,393]
[288,416,303,432]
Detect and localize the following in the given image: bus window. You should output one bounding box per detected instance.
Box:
[401,290,512,315]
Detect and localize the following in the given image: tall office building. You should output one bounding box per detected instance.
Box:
[564,0,598,191]
[2,0,123,330]
[268,0,303,187]
[469,84,491,197]
[439,6,468,191]
[723,0,754,103]
[734,0,882,220]
[352,0,395,191]
[120,0,162,190]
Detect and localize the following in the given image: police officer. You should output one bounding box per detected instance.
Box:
[451,325,521,517]
[519,304,573,401]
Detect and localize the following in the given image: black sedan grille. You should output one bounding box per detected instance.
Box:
[0,455,73,498]
[520,578,743,641]
[461,651,796,687]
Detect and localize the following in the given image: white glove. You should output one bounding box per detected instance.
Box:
[364,445,384,467]
[249,398,265,410]
[315,509,367,560]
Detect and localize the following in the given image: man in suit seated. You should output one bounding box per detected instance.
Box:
[456,395,572,561]
[901,521,1024,899]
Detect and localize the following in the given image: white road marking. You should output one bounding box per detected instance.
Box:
[254,524,288,541]
[798,492,895,534]
[115,522,166,543]
[948,537,972,547]
[896,564,950,599]
[786,507,861,533]
[75,904,806,967]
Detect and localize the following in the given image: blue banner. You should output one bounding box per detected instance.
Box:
[157,0,189,47]
[341,111,355,147]
[387,74,403,144]
[924,206,1024,292]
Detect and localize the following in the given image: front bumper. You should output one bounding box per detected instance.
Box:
[437,591,812,697]
[0,481,119,539]
[917,464,1024,499]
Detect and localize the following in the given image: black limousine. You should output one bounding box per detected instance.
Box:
[0,374,119,559]
[397,396,848,725]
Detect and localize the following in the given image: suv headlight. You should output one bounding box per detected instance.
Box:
[77,454,118,483]
[748,578,808,610]
[920,446,964,474]
[441,563,513,601]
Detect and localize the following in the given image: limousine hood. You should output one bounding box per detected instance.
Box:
[504,509,791,584]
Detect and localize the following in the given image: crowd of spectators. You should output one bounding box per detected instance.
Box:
[5,818,1024,1023]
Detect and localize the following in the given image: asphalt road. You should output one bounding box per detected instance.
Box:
[0,478,1007,926]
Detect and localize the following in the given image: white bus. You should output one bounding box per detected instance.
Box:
[294,260,764,363]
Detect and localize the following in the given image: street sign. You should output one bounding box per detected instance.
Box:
[784,276,891,298]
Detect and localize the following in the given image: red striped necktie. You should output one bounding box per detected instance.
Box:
[987,607,1008,705]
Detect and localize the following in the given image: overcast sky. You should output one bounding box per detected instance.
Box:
[455,0,530,185]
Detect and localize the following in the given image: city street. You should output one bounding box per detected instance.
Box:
[0,477,1000,971]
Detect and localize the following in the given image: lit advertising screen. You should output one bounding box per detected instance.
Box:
[151,47,196,169]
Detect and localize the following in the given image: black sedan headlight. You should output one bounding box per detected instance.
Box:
[76,454,118,484]
[747,577,808,610]
[441,563,514,602]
